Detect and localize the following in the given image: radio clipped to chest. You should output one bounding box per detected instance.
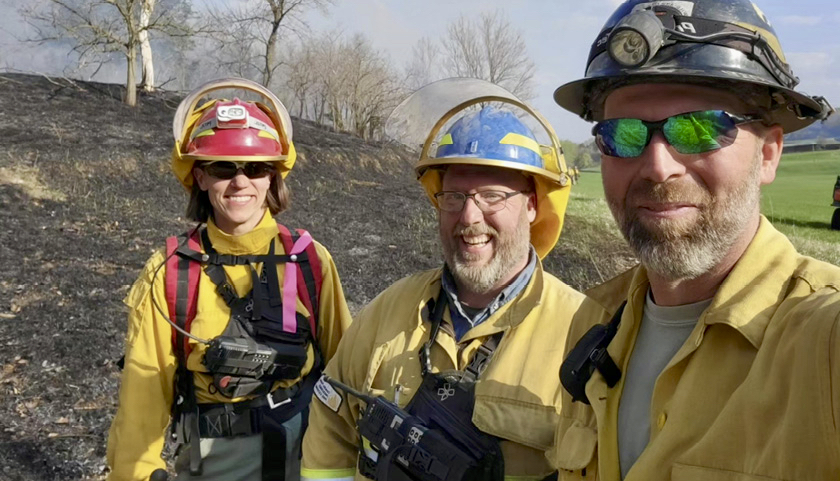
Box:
[202,335,308,382]
[324,376,480,481]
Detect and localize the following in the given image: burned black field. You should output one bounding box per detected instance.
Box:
[0,73,632,480]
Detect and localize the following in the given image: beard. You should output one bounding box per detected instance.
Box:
[607,154,762,281]
[441,206,532,294]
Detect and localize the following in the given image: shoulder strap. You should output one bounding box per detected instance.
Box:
[165,227,202,362]
[276,224,322,338]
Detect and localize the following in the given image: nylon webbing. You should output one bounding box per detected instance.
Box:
[420,289,504,381]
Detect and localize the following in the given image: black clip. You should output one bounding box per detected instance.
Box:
[560,302,625,404]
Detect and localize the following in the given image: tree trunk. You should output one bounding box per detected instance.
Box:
[263,25,279,87]
[139,0,156,92]
[125,45,138,107]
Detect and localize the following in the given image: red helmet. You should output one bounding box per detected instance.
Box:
[171,78,296,190]
[184,97,287,161]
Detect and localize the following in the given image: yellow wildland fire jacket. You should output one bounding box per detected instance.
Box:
[107,211,352,481]
[548,217,840,481]
[301,260,585,481]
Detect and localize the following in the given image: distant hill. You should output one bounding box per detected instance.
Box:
[785,111,840,141]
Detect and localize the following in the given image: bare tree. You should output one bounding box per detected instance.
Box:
[206,0,334,89]
[138,0,155,92]
[284,30,404,139]
[439,10,536,99]
[285,40,316,118]
[405,36,439,91]
[21,0,196,106]
[342,34,404,139]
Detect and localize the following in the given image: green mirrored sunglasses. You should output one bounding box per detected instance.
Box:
[593,110,763,158]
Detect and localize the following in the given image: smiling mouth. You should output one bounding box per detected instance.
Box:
[462,234,491,246]
[227,195,253,203]
[640,203,694,211]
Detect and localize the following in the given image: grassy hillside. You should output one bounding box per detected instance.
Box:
[572,152,840,267]
[761,150,840,265]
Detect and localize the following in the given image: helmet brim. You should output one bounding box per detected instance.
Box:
[555,46,829,133]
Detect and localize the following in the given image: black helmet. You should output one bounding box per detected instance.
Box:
[554,0,833,133]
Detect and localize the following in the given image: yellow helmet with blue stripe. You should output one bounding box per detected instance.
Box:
[389,78,571,259]
[435,106,546,173]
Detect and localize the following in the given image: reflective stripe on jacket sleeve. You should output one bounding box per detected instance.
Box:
[300,467,356,481]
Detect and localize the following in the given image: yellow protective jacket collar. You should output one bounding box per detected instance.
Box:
[586,216,839,349]
[205,209,278,255]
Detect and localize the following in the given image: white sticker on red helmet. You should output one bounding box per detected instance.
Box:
[216,105,249,128]
[189,115,280,141]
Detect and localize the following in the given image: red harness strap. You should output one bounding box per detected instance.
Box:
[165,224,323,357]
[165,227,202,360]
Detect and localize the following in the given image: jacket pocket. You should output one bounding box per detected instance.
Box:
[548,418,598,481]
[473,396,557,450]
[671,463,784,481]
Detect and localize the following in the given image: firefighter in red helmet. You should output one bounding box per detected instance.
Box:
[106,78,352,481]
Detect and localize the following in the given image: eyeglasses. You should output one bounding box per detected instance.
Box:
[592,110,763,158]
[200,161,276,179]
[433,190,526,213]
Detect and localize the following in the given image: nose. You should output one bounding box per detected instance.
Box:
[458,195,485,225]
[230,169,250,187]
[638,133,686,183]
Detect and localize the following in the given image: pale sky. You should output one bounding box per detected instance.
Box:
[1,0,838,142]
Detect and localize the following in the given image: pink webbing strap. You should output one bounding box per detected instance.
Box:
[281,230,313,333]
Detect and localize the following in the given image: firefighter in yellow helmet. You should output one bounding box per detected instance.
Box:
[549,1,840,480]
[106,78,352,481]
[300,78,584,481]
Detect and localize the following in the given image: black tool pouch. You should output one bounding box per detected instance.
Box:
[403,373,504,481]
[369,291,504,481]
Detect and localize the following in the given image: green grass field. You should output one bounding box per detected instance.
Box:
[567,151,840,267]
[762,150,840,265]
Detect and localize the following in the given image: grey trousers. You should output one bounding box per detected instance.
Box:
[174,412,303,481]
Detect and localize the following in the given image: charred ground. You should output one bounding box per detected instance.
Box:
[0,73,633,480]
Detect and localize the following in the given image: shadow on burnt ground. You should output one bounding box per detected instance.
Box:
[0,73,632,480]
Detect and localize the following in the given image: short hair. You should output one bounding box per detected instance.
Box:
[186,171,291,223]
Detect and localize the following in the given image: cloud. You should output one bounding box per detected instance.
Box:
[776,15,823,26]
[786,51,833,72]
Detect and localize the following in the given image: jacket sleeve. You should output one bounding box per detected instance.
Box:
[312,242,353,363]
[106,250,177,481]
[301,299,378,481]
[830,295,840,438]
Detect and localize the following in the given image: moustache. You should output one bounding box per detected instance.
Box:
[453,224,498,237]
[626,180,711,207]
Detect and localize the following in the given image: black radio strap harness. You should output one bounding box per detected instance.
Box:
[165,225,323,478]
[350,290,505,481]
[559,302,625,404]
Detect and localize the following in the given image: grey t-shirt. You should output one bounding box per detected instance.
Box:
[618,291,712,479]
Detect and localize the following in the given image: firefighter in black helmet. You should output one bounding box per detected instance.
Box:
[550,1,840,480]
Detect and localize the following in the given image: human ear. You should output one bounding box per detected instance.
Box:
[193,166,210,191]
[758,125,783,185]
[526,191,537,223]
